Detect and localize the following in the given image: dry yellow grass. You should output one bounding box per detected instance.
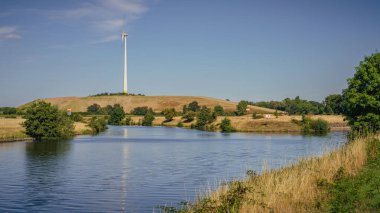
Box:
[190,135,376,213]
[131,114,347,133]
[0,117,29,141]
[0,117,90,141]
[22,96,277,114]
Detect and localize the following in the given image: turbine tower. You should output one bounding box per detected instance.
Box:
[122,31,128,94]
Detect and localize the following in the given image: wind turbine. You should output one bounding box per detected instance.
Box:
[122,31,128,94]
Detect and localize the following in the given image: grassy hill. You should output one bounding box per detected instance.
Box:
[22,95,278,114]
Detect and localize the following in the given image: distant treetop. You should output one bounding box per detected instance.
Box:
[89,92,145,97]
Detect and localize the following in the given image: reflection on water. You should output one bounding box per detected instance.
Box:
[25,141,71,211]
[0,126,347,213]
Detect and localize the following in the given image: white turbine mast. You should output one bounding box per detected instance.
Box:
[122,31,128,94]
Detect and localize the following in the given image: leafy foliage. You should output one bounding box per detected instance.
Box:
[107,104,125,125]
[195,106,217,130]
[183,101,201,113]
[0,107,17,115]
[142,111,155,126]
[182,111,196,122]
[220,117,235,132]
[23,101,74,140]
[301,116,330,135]
[214,105,225,116]
[131,106,151,115]
[87,103,102,114]
[342,53,380,133]
[88,116,108,134]
[235,100,249,116]
[162,108,176,122]
[324,94,343,115]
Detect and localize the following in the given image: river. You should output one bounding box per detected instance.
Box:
[0,126,347,212]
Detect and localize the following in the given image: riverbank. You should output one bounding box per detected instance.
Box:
[0,115,348,142]
[0,117,91,142]
[133,114,349,132]
[176,135,379,212]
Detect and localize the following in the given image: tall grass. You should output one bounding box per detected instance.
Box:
[181,135,377,213]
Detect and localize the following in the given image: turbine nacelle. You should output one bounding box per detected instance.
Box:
[121,32,128,40]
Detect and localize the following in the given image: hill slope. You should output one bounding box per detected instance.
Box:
[24,96,277,114]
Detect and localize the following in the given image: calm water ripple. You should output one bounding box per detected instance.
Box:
[0,126,346,212]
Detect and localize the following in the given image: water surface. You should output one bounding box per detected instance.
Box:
[0,126,346,212]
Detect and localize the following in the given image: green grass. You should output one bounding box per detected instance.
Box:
[326,138,380,212]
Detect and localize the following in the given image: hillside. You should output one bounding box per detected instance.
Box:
[22,96,278,114]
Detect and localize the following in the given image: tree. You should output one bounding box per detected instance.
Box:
[342,53,380,133]
[162,108,176,122]
[214,105,225,116]
[0,107,17,115]
[236,100,249,116]
[187,101,201,112]
[23,101,74,140]
[182,111,196,122]
[220,117,234,133]
[108,104,125,125]
[142,111,155,126]
[131,106,150,115]
[324,94,343,115]
[88,116,108,134]
[87,103,102,114]
[195,106,216,130]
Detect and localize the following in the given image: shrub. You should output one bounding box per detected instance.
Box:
[108,104,125,125]
[301,116,330,135]
[195,106,217,130]
[177,122,183,127]
[235,100,249,116]
[182,111,196,122]
[142,111,155,126]
[252,113,264,119]
[220,117,235,133]
[123,116,132,125]
[214,105,225,116]
[70,113,83,122]
[87,103,102,114]
[131,106,150,115]
[162,108,176,122]
[88,116,108,134]
[23,101,74,140]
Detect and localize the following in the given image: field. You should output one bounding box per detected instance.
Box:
[21,95,277,114]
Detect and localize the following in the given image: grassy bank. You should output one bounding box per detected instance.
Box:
[130,115,348,133]
[171,135,379,212]
[0,117,91,142]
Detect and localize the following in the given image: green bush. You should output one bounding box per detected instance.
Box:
[131,106,151,115]
[177,122,183,127]
[195,106,217,130]
[88,117,108,134]
[162,108,176,122]
[214,105,225,116]
[23,101,74,140]
[0,107,17,115]
[301,116,330,135]
[182,111,196,122]
[142,111,155,126]
[235,100,249,116]
[70,113,83,122]
[220,118,235,132]
[108,104,125,125]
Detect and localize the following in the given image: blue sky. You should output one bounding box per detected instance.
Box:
[0,0,379,106]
